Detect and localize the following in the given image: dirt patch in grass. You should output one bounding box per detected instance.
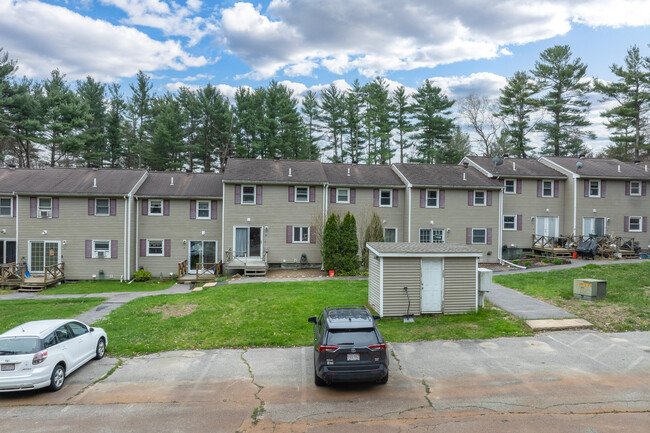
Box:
[552,299,640,332]
[149,304,198,319]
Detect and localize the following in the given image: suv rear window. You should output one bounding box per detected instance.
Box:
[0,338,43,355]
[326,329,379,346]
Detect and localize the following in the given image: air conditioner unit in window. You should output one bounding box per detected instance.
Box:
[96,251,105,258]
[40,210,51,218]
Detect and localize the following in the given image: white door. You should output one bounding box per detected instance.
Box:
[421,259,442,313]
[189,241,218,273]
[28,241,61,273]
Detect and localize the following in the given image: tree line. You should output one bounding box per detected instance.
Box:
[1,44,649,171]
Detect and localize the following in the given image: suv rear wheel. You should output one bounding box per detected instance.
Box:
[314,371,326,386]
[377,371,388,384]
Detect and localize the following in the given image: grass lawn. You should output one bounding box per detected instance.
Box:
[40,279,176,295]
[0,298,108,333]
[494,262,650,332]
[96,280,530,357]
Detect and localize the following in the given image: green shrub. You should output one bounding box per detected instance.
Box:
[542,258,550,263]
[362,212,384,269]
[133,269,151,282]
[340,212,361,274]
[524,261,532,267]
[553,259,563,265]
[512,260,519,265]
[322,213,342,271]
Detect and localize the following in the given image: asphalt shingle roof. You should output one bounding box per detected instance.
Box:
[542,157,650,179]
[223,158,327,184]
[367,242,481,255]
[323,163,404,187]
[136,172,223,198]
[393,163,502,188]
[466,156,566,179]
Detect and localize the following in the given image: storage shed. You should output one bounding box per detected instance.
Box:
[366,242,482,317]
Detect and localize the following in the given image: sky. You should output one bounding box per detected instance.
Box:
[2,0,650,155]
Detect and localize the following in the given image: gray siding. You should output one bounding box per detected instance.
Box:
[368,251,381,314]
[443,257,477,314]
[382,257,421,317]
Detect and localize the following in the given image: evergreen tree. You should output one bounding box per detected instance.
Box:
[105,84,125,167]
[301,90,321,160]
[362,212,384,269]
[344,79,365,163]
[411,79,455,163]
[495,71,540,158]
[76,76,106,167]
[233,86,264,159]
[148,94,185,171]
[438,126,472,164]
[4,79,41,167]
[126,71,153,168]
[177,86,201,170]
[269,82,306,159]
[339,211,360,273]
[363,77,393,164]
[532,45,595,156]
[196,84,232,171]
[392,85,413,163]
[319,83,345,162]
[322,213,341,271]
[0,48,19,139]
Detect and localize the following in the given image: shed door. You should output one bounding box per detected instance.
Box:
[421,259,442,313]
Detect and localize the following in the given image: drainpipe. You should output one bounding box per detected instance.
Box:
[407,185,412,242]
[123,195,128,280]
[573,174,578,236]
[498,187,503,262]
[322,183,328,270]
[14,194,18,261]
[135,197,139,273]
[221,182,225,264]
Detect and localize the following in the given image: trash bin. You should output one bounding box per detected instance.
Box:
[329,270,335,277]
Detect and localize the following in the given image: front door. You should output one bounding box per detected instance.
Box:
[421,259,442,313]
[28,241,60,273]
[189,241,217,273]
[234,227,262,258]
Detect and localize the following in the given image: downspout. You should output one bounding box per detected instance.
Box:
[322,182,328,270]
[123,195,127,281]
[14,194,18,262]
[135,197,139,273]
[128,172,148,278]
[407,185,411,242]
[573,174,578,236]
[221,182,225,264]
[498,187,503,262]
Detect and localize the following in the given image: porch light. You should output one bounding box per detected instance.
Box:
[201,231,206,236]
[593,209,597,213]
[183,240,187,245]
[0,229,5,234]
[42,230,47,235]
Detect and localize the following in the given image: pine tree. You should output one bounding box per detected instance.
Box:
[438,126,472,164]
[4,78,41,167]
[76,76,106,167]
[148,94,185,171]
[392,85,413,163]
[126,71,153,168]
[105,84,125,168]
[322,213,341,271]
[363,77,393,164]
[177,87,201,170]
[344,79,365,163]
[319,84,345,162]
[0,48,19,139]
[362,212,384,269]
[411,79,455,163]
[340,212,360,273]
[301,90,321,160]
[196,84,232,171]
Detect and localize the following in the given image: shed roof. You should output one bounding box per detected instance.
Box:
[465,156,566,179]
[367,242,482,257]
[135,172,223,198]
[541,157,649,179]
[393,164,502,189]
[223,158,327,184]
[323,163,404,187]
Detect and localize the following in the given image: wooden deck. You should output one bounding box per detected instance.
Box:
[0,262,65,292]
[177,260,221,284]
[223,249,269,276]
[531,235,638,258]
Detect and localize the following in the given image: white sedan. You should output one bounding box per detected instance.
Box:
[0,319,107,392]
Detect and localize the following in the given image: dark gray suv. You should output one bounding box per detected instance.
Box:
[308,305,389,386]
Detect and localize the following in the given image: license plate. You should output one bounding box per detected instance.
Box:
[1,363,15,372]
[347,353,360,361]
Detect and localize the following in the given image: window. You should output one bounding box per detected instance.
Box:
[148,240,164,256]
[336,188,349,203]
[426,190,438,208]
[149,199,163,215]
[68,322,88,337]
[38,197,52,218]
[629,217,641,232]
[419,228,431,243]
[379,189,392,207]
[95,198,109,216]
[295,186,309,202]
[54,325,71,343]
[504,179,516,194]
[503,215,516,230]
[630,181,641,196]
[472,228,487,244]
[242,185,256,204]
[0,198,12,217]
[583,217,606,237]
[197,201,210,219]
[93,241,111,258]
[542,180,553,197]
[293,226,310,243]
[473,191,486,206]
[589,180,601,197]
[384,228,397,243]
[419,228,444,243]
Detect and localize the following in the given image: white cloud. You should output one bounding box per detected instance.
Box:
[0,0,208,81]
[427,73,508,100]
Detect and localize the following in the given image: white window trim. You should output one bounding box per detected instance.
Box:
[472,228,487,245]
[383,227,398,242]
[504,179,516,194]
[196,200,211,219]
[147,239,164,256]
[629,216,642,232]
[379,189,392,207]
[426,189,439,208]
[419,228,432,243]
[473,190,486,206]
[542,180,554,198]
[38,197,52,218]
[0,197,12,217]
[588,180,601,198]
[336,187,350,204]
[92,240,111,258]
[295,186,309,203]
[149,199,163,216]
[503,215,517,231]
[293,226,310,243]
[630,181,641,196]
[95,198,110,216]
[241,185,256,205]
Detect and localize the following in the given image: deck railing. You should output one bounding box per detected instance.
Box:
[0,263,25,284]
[178,259,221,280]
[44,263,64,283]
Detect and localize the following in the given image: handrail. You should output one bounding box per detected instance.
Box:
[178,259,188,276]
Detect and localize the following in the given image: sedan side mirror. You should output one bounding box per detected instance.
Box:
[307,317,317,324]
[90,328,95,332]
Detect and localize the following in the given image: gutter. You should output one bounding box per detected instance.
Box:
[390,165,412,242]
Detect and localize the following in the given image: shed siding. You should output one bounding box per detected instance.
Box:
[382,257,421,317]
[368,251,381,314]
[443,257,477,314]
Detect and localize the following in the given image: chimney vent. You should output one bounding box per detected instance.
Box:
[512,161,516,171]
[462,172,466,181]
[288,168,292,177]
[617,165,621,173]
[92,178,97,188]
[170,176,174,186]
[347,168,351,176]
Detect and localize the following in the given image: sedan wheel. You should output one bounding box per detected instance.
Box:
[94,338,106,360]
[49,365,65,392]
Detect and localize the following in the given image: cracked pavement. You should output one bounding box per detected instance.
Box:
[1,330,649,432]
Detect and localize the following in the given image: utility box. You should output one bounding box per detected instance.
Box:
[477,268,493,307]
[573,279,607,301]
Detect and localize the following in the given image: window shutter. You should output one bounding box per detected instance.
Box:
[601,180,606,198]
[350,188,356,204]
[256,185,263,205]
[30,197,37,218]
[235,185,241,204]
[164,239,171,257]
[189,200,196,219]
[642,181,647,196]
[625,181,630,196]
[88,199,95,216]
[517,214,522,231]
[516,179,522,194]
[644,216,648,233]
[309,186,315,202]
[163,200,170,216]
[310,226,316,243]
[211,200,218,219]
[286,226,292,243]
[110,199,116,216]
[52,198,59,218]
[142,199,148,215]
[392,189,398,207]
[13,198,16,217]
[288,186,294,202]
[111,240,118,259]
[466,228,472,244]
[85,240,92,259]
[330,188,336,203]
[140,239,146,257]
[554,180,559,198]
[584,179,589,197]
[373,189,379,207]
[487,191,492,206]
[487,228,492,245]
[624,216,630,232]
[420,189,425,208]
[439,190,445,209]
[537,180,542,197]
[468,191,473,206]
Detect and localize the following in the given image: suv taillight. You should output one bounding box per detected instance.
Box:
[32,350,48,365]
[318,345,338,352]
[368,344,386,350]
